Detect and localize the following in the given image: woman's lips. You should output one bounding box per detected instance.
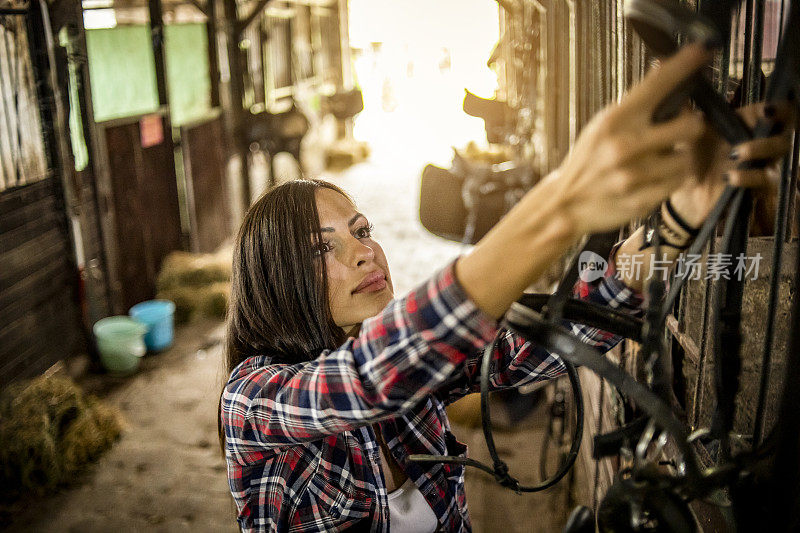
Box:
[353,271,387,294]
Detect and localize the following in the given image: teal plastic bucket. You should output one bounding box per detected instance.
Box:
[93,316,148,375]
[129,299,176,352]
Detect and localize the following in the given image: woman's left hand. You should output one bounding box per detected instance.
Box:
[668,102,795,227]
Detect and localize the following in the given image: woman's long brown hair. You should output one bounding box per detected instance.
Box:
[218,179,350,452]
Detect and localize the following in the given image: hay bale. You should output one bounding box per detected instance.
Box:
[461,141,513,165]
[60,398,122,474]
[446,393,483,428]
[200,282,230,319]
[154,250,233,324]
[0,413,59,497]
[156,286,197,325]
[0,375,122,502]
[157,281,230,324]
[325,139,371,170]
[156,251,231,292]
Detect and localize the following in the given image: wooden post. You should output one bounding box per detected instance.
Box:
[222,0,252,208]
[148,0,169,108]
[206,0,221,108]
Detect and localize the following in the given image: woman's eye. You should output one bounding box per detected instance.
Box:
[313,241,333,256]
[355,224,374,239]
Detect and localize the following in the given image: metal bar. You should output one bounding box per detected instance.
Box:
[711,189,752,461]
[692,238,714,431]
[749,0,766,102]
[769,122,800,533]
[719,5,732,94]
[752,0,800,444]
[753,135,794,448]
[762,0,800,520]
[732,1,742,79]
[0,7,27,14]
[706,1,759,461]
[742,0,755,103]
[789,126,800,244]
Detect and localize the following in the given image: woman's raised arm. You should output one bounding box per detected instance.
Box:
[457,44,712,318]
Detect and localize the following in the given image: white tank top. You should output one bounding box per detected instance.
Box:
[386,478,439,533]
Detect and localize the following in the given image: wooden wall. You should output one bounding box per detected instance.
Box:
[0,178,84,387]
[496,0,796,526]
[0,5,91,386]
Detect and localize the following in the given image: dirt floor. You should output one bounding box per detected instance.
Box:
[2,318,236,533]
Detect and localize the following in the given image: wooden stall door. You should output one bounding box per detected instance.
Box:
[0,179,85,386]
[102,115,182,311]
[0,11,86,385]
[182,115,231,253]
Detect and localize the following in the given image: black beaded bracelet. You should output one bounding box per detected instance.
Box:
[638,210,692,251]
[664,198,700,237]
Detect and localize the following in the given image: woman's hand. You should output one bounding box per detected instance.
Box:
[668,103,794,228]
[551,44,712,237]
[456,44,721,318]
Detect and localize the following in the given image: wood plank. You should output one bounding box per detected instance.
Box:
[0,19,49,191]
[104,122,152,310]
[102,118,182,310]
[666,314,702,366]
[0,318,79,376]
[0,193,57,235]
[0,306,81,385]
[0,209,61,252]
[0,287,78,343]
[0,255,72,312]
[182,116,231,253]
[140,124,182,273]
[0,268,73,326]
[17,24,48,184]
[0,314,79,367]
[0,228,68,289]
[0,290,80,358]
[0,354,52,388]
[0,32,13,189]
[0,177,56,212]
[0,24,20,189]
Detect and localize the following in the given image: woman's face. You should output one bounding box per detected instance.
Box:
[314,188,394,334]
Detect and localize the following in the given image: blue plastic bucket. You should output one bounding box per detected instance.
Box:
[93,316,148,375]
[129,299,176,352]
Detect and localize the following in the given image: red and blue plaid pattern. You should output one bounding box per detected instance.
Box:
[221,258,642,532]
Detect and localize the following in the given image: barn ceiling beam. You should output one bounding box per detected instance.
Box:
[235,0,272,35]
[184,0,207,16]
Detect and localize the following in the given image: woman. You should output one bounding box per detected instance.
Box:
[220,44,790,532]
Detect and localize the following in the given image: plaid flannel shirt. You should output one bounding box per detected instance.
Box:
[221,256,642,533]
